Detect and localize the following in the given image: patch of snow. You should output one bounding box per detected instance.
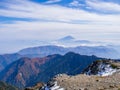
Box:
[42,81,64,90]
[50,81,64,90]
[85,69,91,75]
[58,88,64,90]
[85,63,117,76]
[19,72,22,77]
[97,64,117,76]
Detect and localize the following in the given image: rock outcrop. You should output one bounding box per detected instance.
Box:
[83,60,120,76]
[50,72,120,90]
[25,82,44,90]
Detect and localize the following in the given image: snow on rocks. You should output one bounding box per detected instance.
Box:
[97,64,117,76]
[50,81,64,90]
[83,60,120,76]
[43,79,64,90]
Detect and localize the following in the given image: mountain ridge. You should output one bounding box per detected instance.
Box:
[0,45,119,72]
[0,52,101,88]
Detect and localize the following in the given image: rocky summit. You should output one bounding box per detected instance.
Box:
[26,60,120,90]
[25,72,120,90]
[83,60,120,76]
[49,71,120,90]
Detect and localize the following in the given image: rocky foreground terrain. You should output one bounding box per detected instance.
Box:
[25,72,120,90]
[52,72,120,90]
[25,60,120,90]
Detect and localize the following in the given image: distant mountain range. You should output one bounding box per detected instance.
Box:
[53,35,108,47]
[18,45,120,59]
[0,44,119,72]
[1,35,120,54]
[0,52,101,88]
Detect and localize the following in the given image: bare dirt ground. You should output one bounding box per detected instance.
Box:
[54,71,120,90]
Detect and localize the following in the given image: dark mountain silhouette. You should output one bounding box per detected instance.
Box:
[0,52,101,88]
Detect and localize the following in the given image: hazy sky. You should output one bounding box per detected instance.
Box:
[0,0,120,53]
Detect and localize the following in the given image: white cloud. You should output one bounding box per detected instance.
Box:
[0,0,120,38]
[0,0,120,24]
[44,0,61,4]
[0,0,120,52]
[86,0,120,13]
[69,0,85,7]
